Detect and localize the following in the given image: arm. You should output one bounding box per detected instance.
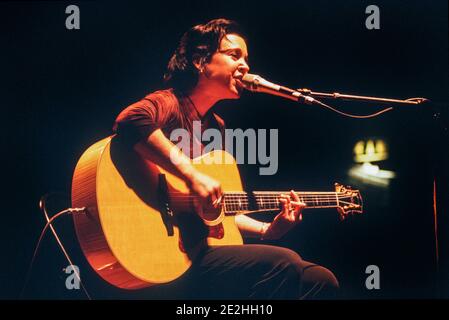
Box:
[235,215,270,238]
[236,191,305,240]
[135,130,304,239]
[133,129,222,205]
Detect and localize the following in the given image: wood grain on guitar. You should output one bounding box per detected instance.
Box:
[71,136,362,289]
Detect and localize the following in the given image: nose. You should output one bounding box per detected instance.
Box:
[238,60,250,75]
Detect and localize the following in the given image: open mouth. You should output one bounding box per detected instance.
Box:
[234,78,244,90]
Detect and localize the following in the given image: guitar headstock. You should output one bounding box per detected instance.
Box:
[334,183,363,220]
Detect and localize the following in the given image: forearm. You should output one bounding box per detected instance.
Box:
[133,129,196,181]
[235,215,271,239]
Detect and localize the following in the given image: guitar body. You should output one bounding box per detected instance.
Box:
[71,136,244,289]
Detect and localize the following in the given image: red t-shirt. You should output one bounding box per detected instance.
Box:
[113,88,225,158]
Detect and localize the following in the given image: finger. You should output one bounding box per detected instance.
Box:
[279,196,288,206]
[280,197,291,208]
[279,198,287,206]
[209,189,217,206]
[212,195,223,208]
[290,201,306,208]
[193,197,204,216]
[293,206,301,221]
[279,198,289,214]
[287,209,294,221]
[208,193,215,206]
[287,200,302,220]
[210,183,222,206]
[198,190,209,203]
[289,205,297,221]
[291,190,300,202]
[281,198,294,220]
[199,190,213,209]
[209,185,220,206]
[286,196,294,219]
[216,186,223,205]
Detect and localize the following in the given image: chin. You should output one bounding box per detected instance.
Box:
[229,85,243,99]
[228,92,241,100]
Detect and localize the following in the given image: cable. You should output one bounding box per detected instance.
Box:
[21,193,91,300]
[406,97,429,103]
[310,97,394,119]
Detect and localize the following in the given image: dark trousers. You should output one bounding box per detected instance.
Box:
[157,244,339,300]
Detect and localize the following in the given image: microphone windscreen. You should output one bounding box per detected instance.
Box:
[242,74,260,91]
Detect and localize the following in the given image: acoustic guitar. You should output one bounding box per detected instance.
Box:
[71,136,362,289]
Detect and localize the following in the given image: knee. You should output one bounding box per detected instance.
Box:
[261,247,340,299]
[271,248,339,291]
[274,247,304,267]
[302,265,339,299]
[318,267,339,299]
[271,252,304,299]
[320,267,339,290]
[305,264,339,288]
[273,248,305,282]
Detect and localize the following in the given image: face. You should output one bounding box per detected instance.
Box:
[198,34,250,100]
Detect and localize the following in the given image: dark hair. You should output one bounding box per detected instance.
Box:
[163,18,244,92]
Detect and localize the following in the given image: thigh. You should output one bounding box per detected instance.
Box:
[176,244,305,299]
[129,244,338,299]
[299,261,340,299]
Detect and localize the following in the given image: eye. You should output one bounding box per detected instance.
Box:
[229,52,239,59]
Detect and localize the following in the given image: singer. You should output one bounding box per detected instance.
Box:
[113,18,338,299]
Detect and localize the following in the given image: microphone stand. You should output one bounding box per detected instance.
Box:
[296,88,429,105]
[297,87,448,298]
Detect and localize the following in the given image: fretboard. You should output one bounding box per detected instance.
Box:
[223,191,340,214]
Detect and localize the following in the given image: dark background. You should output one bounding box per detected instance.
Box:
[1,0,448,299]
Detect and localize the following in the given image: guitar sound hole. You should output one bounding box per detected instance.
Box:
[200,206,222,222]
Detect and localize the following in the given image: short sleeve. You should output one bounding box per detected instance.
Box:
[113,99,159,147]
[113,90,179,147]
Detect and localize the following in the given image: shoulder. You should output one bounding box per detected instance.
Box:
[116,89,178,120]
[143,89,179,109]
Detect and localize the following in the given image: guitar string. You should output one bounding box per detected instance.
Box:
[167,196,346,199]
[165,197,352,202]
[168,192,355,196]
[167,199,358,212]
[166,197,351,202]
[169,191,347,195]
[165,193,358,206]
[166,200,345,208]
[187,194,346,196]
[167,194,353,198]
[166,199,354,203]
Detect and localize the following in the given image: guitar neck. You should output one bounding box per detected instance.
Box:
[223,191,340,214]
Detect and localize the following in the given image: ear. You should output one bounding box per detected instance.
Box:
[192,55,205,73]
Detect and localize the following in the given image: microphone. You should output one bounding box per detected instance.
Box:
[242,74,314,103]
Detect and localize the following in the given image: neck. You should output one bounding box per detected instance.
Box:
[188,84,221,117]
[223,191,341,214]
